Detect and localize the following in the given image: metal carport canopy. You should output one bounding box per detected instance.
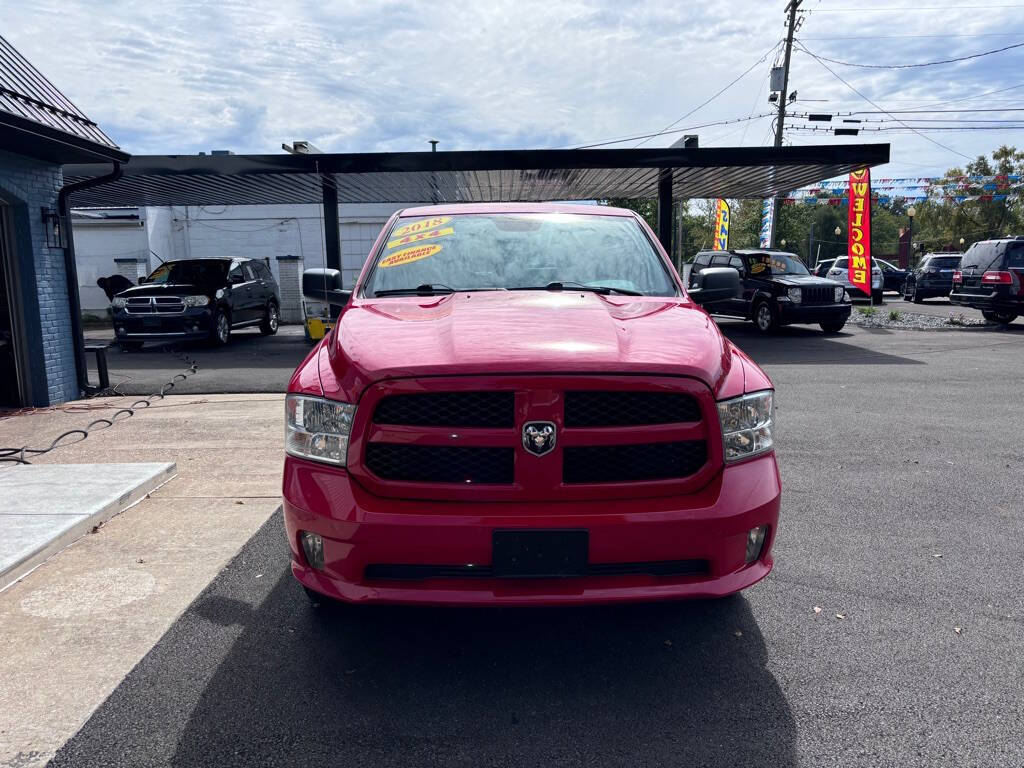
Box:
[63,144,889,207]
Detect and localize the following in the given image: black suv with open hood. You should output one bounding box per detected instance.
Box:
[111,258,280,349]
[950,237,1024,324]
[690,249,851,333]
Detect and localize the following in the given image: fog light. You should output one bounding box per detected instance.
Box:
[745,526,768,564]
[300,531,324,570]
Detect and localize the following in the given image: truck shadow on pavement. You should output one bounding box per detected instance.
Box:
[716,320,925,367]
[49,512,797,768]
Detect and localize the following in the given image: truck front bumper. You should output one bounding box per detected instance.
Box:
[113,307,214,341]
[282,453,781,606]
[777,301,851,325]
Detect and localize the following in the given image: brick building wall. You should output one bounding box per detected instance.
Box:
[0,149,79,405]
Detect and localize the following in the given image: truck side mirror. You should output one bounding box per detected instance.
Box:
[688,267,740,305]
[303,268,351,306]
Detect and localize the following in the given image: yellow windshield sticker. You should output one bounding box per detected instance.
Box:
[750,261,767,274]
[387,226,454,250]
[380,243,442,268]
[390,216,451,240]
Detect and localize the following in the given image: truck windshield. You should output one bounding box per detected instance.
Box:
[362,213,677,297]
[145,260,229,285]
[745,253,809,276]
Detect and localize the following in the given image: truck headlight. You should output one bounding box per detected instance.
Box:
[112,297,127,309]
[717,390,774,463]
[787,287,802,304]
[182,295,210,307]
[285,395,356,466]
[834,285,845,303]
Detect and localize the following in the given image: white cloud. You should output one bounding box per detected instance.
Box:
[3,0,1022,175]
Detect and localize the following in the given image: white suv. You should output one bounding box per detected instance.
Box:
[826,257,884,302]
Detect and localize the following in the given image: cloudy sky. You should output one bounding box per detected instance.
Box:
[3,0,1022,177]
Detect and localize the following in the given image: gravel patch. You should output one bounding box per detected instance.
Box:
[849,309,993,331]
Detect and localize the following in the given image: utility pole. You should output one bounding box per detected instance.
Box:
[770,0,801,247]
[774,0,800,149]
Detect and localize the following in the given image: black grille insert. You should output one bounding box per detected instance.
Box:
[563,441,707,484]
[800,285,835,305]
[364,559,709,581]
[374,392,514,428]
[365,443,514,484]
[564,391,701,427]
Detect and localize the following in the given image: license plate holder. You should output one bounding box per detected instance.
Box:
[492,529,588,578]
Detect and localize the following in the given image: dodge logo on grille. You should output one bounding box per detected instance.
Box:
[522,421,556,456]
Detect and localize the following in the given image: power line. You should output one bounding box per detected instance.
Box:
[808,5,1024,11]
[796,42,973,159]
[739,67,773,145]
[798,40,1024,69]
[575,113,777,149]
[801,32,1024,39]
[790,125,1024,131]
[631,41,781,148]
[820,108,1024,115]
[872,81,1024,107]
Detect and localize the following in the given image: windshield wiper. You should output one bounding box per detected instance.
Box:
[512,281,643,296]
[373,284,511,297]
[374,283,456,297]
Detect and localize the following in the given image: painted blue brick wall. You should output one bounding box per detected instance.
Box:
[0,149,79,404]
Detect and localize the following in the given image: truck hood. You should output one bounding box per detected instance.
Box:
[767,275,841,288]
[320,291,741,400]
[115,283,207,297]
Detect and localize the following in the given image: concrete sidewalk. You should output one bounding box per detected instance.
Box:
[0,393,284,768]
[0,462,177,591]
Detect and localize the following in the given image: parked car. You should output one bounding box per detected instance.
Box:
[690,249,850,333]
[902,253,961,303]
[824,257,884,302]
[810,258,834,278]
[874,258,909,293]
[950,236,1024,324]
[284,203,780,607]
[111,257,280,349]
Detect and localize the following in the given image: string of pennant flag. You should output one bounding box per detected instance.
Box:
[786,174,1022,205]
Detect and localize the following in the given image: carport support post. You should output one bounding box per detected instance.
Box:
[320,174,343,318]
[657,169,673,254]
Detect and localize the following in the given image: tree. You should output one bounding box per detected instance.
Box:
[602,146,1021,266]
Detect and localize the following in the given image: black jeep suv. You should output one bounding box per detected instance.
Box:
[111,258,280,349]
[690,249,850,333]
[950,237,1024,324]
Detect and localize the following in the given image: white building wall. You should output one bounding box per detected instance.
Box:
[73,202,419,321]
[72,214,149,314]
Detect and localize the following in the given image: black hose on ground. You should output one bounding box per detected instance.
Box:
[0,345,198,465]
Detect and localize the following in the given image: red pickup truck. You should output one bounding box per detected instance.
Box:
[283,203,780,606]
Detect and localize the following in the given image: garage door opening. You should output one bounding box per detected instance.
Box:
[0,203,23,407]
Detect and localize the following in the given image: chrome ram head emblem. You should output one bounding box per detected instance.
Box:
[522,421,556,457]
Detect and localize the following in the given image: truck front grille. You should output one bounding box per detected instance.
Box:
[564,390,700,426]
[124,296,186,314]
[374,391,514,428]
[364,443,514,484]
[800,285,834,305]
[355,377,718,499]
[563,441,707,484]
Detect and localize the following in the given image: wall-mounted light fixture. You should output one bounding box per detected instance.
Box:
[41,207,67,249]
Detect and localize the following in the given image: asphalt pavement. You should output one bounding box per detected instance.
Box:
[86,325,310,394]
[50,322,1024,768]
